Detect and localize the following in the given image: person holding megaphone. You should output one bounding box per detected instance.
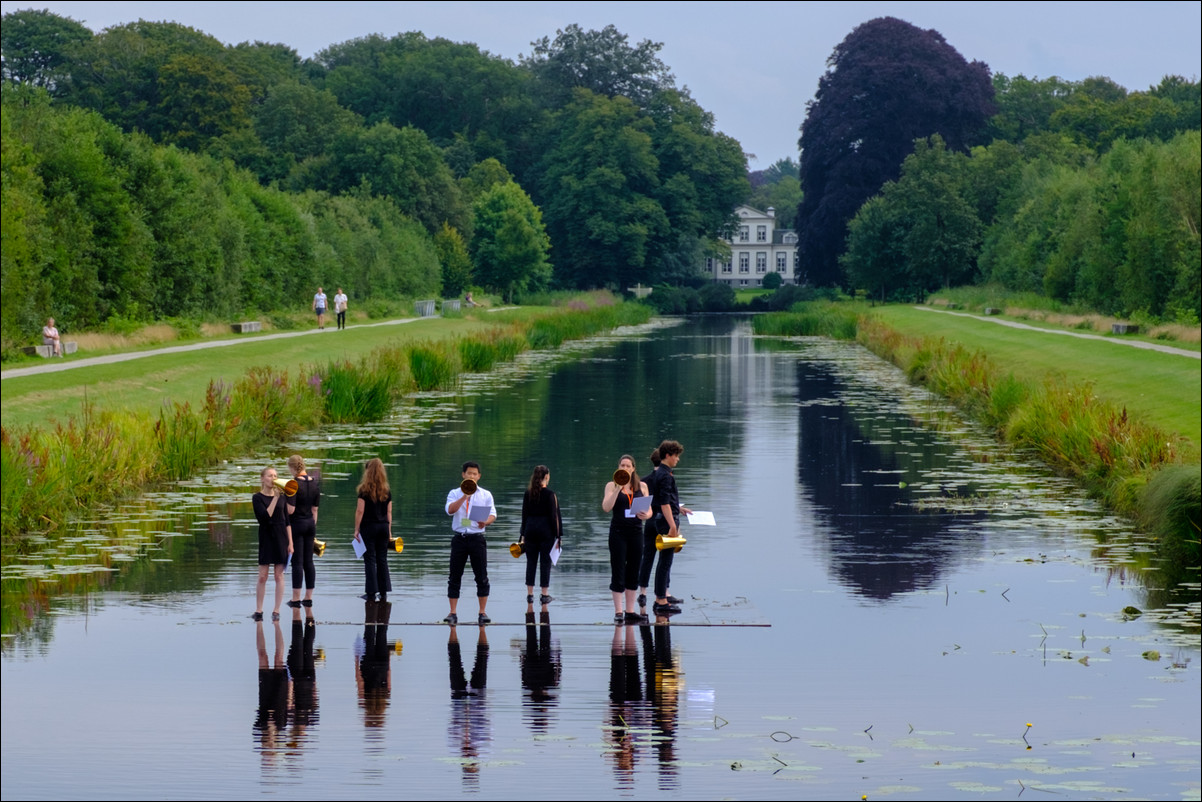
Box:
[253,467,294,622]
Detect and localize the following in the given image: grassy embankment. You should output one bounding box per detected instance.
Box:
[1,295,651,547]
[753,302,1201,564]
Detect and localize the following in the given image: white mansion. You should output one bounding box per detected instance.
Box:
[704,205,800,286]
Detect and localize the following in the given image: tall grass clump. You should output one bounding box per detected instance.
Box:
[752,302,859,339]
[1140,465,1201,566]
[409,343,458,390]
[458,328,529,373]
[229,367,323,441]
[317,360,399,423]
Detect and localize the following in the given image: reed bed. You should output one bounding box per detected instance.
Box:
[2,300,650,545]
[750,303,860,339]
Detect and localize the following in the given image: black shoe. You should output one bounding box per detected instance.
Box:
[271,612,280,622]
[540,594,553,605]
[444,613,458,625]
[624,612,645,623]
[378,593,387,601]
[666,595,684,605]
[287,600,302,608]
[252,612,264,621]
[652,602,681,615]
[478,613,491,625]
[637,594,647,607]
[301,599,313,608]
[527,594,534,604]
[360,594,375,601]
[614,613,625,624]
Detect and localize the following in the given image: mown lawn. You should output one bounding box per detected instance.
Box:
[0,312,531,431]
[870,305,1201,449]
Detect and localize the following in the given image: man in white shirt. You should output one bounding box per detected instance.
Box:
[312,287,328,330]
[444,461,496,625]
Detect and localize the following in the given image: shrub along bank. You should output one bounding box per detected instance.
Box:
[752,303,1201,566]
[1,300,650,547]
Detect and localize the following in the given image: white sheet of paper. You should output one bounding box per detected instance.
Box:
[624,495,653,517]
[550,541,562,565]
[352,536,367,559]
[467,503,492,522]
[687,511,716,526]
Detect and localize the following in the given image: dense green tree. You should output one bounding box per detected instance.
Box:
[253,82,362,183]
[523,24,674,108]
[0,9,92,91]
[796,17,995,287]
[458,157,514,203]
[156,54,253,150]
[434,222,474,298]
[472,181,551,302]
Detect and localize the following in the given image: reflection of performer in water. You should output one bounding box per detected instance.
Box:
[254,619,288,763]
[354,600,393,732]
[447,625,491,788]
[518,608,561,733]
[287,606,319,740]
[641,621,681,781]
[605,622,643,786]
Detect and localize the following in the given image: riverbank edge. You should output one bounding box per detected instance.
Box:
[754,303,1200,564]
[0,298,652,549]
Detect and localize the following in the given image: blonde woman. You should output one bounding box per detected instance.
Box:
[252,467,293,621]
[354,458,393,601]
[286,455,320,608]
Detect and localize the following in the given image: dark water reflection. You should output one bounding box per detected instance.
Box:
[3,316,1199,800]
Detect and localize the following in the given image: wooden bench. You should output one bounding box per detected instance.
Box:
[414,300,437,317]
[231,321,261,333]
[441,299,461,314]
[1111,323,1139,335]
[23,342,77,357]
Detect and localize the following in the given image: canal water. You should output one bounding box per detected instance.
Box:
[2,316,1198,800]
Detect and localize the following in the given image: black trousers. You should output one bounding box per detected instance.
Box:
[523,528,555,588]
[291,517,316,590]
[336,310,346,329]
[609,524,642,593]
[448,533,489,599]
[362,522,392,597]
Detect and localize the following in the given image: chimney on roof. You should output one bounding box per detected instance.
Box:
[767,207,775,218]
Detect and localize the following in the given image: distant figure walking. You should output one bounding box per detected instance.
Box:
[42,317,63,357]
[313,287,328,330]
[333,287,348,330]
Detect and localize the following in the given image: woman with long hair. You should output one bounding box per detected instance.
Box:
[286,454,320,608]
[602,455,652,623]
[353,458,393,601]
[252,466,293,621]
[519,465,562,605]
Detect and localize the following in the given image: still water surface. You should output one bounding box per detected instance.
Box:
[2,316,1198,800]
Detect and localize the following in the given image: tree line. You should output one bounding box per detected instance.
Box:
[0,13,749,351]
[797,17,1200,322]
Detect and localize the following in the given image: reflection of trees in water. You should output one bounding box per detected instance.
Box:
[796,362,985,599]
[518,610,561,733]
[603,623,681,789]
[447,626,490,789]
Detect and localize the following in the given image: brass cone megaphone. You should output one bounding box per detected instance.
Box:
[613,468,631,486]
[655,534,686,552]
[314,539,327,556]
[389,536,404,553]
[509,541,524,558]
[273,477,298,496]
[460,478,477,495]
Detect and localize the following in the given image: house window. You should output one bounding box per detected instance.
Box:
[738,226,749,243]
[739,279,749,286]
[756,225,767,242]
[776,252,787,271]
[705,257,714,272]
[756,252,767,273]
[738,253,750,273]
[721,260,733,274]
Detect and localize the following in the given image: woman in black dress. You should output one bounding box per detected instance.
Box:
[253,466,293,621]
[519,465,562,606]
[602,455,652,623]
[353,458,393,601]
[286,454,320,609]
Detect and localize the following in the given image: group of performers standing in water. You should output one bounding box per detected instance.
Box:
[251,440,688,624]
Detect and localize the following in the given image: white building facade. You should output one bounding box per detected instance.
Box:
[704,205,800,287]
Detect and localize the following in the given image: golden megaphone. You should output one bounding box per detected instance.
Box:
[460,478,477,495]
[655,534,686,552]
[509,542,524,558]
[613,468,631,486]
[389,536,404,553]
[273,477,298,496]
[314,539,326,556]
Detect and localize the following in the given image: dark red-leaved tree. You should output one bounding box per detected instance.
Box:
[796,17,994,286]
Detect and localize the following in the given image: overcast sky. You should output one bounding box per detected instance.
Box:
[4,1,1200,165]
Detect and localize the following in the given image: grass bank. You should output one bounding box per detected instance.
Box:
[1,296,651,546]
[753,302,1201,563]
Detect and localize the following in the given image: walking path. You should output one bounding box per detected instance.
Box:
[1,310,515,381]
[916,306,1200,359]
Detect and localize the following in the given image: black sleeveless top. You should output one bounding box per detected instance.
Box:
[610,484,644,530]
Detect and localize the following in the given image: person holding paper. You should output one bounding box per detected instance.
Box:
[353,458,393,601]
[444,461,496,625]
[602,455,652,623]
[650,440,684,616]
[519,465,562,607]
